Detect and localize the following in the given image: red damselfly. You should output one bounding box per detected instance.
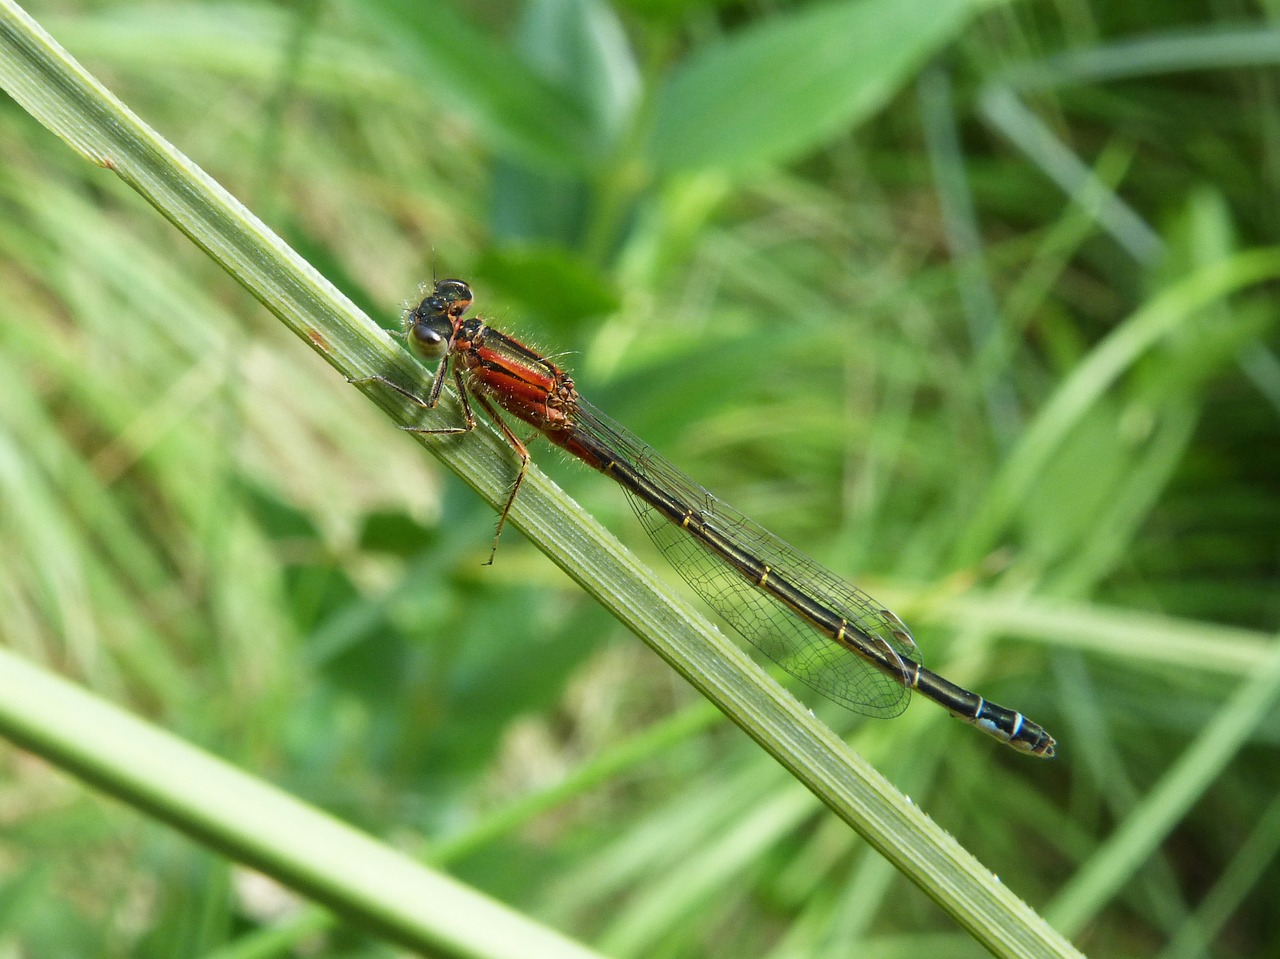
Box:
[355,279,1056,757]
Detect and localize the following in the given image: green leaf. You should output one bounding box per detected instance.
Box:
[650,0,980,173]
[365,0,599,169]
[515,0,640,151]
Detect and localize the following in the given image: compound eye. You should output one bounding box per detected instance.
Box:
[407,315,451,359]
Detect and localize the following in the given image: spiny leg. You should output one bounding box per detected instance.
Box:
[398,365,476,437]
[472,392,530,566]
[355,364,525,565]
[349,363,475,436]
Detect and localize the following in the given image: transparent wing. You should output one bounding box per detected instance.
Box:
[572,400,917,719]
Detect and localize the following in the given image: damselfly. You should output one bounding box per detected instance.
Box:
[356,279,1056,758]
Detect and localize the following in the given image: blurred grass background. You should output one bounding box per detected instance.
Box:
[2,0,1279,956]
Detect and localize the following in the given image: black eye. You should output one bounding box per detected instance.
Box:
[415,326,444,348]
[406,314,451,360]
